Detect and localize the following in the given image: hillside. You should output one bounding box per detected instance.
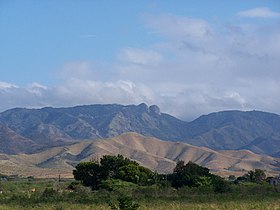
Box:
[1,133,279,178]
[0,104,186,152]
[183,110,280,156]
[0,123,40,154]
[0,104,280,157]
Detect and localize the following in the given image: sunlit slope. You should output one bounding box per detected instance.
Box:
[1,133,279,178]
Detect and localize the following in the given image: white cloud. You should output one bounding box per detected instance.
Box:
[27,82,48,97]
[237,7,280,18]
[54,78,154,106]
[0,80,154,114]
[0,81,18,90]
[1,12,280,121]
[145,14,212,39]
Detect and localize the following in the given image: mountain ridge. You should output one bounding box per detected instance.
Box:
[0,104,280,157]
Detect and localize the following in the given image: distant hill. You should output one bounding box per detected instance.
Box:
[183,110,280,156]
[0,104,280,157]
[0,133,279,178]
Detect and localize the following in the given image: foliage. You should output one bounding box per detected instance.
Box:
[108,196,139,210]
[235,169,267,184]
[100,179,137,192]
[73,154,156,190]
[247,169,266,183]
[0,178,280,209]
[100,154,139,178]
[228,175,236,181]
[73,154,272,199]
[41,187,58,198]
[73,161,102,189]
[170,160,211,188]
[211,175,231,193]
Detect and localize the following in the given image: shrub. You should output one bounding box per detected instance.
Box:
[211,176,231,193]
[100,179,137,192]
[108,196,139,210]
[41,187,59,198]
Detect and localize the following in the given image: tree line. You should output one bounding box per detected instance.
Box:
[73,154,268,193]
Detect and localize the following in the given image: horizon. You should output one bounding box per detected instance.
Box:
[1,1,280,121]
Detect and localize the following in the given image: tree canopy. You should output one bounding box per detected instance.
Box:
[73,154,155,189]
[74,155,267,194]
[170,160,211,188]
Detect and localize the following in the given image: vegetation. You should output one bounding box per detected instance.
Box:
[73,154,156,190]
[0,155,280,209]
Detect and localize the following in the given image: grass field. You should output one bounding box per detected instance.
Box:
[0,178,280,210]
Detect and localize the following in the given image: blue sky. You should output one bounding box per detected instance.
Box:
[0,0,280,120]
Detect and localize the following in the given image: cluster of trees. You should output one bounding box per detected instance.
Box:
[168,160,230,192]
[74,154,271,194]
[229,169,267,184]
[73,155,156,190]
[74,154,233,192]
[170,160,211,188]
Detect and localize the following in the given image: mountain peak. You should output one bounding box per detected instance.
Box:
[137,103,149,111]
[149,105,161,115]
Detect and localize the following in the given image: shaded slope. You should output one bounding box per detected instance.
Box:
[183,110,280,154]
[0,123,40,154]
[0,104,187,151]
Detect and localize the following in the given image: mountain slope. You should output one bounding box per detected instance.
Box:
[0,123,40,154]
[0,105,280,157]
[0,104,186,147]
[183,110,280,155]
[1,133,279,178]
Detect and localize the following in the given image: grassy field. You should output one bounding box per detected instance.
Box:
[0,178,280,210]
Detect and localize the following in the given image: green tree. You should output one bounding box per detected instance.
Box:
[171,161,211,188]
[100,154,139,179]
[117,164,141,184]
[73,162,102,189]
[247,169,266,183]
[73,154,156,189]
[211,175,231,193]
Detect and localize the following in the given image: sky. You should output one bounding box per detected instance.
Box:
[0,0,280,120]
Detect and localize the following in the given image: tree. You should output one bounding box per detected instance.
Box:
[100,154,139,179]
[171,160,211,188]
[116,164,141,184]
[228,175,236,181]
[73,162,102,189]
[211,175,231,193]
[73,154,156,189]
[247,169,266,183]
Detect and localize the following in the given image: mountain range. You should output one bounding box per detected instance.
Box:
[0,103,280,177]
[1,133,279,178]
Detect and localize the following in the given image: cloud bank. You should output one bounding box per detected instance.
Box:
[1,9,280,120]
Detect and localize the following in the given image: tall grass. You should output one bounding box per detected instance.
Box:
[0,179,279,209]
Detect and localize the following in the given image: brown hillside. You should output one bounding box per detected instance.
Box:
[1,132,280,178]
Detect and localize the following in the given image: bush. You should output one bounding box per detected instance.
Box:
[41,187,59,198]
[100,179,137,192]
[108,196,139,210]
[211,176,231,193]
